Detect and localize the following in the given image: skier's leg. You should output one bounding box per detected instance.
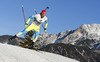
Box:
[29,31,39,49]
[16,23,35,37]
[25,23,40,42]
[16,29,27,36]
[9,24,34,41]
[8,29,28,41]
[32,31,39,42]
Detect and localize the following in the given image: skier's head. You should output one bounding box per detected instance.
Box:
[42,10,46,15]
[41,10,46,18]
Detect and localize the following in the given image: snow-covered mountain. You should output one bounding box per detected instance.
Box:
[0,43,78,62]
[60,24,100,44]
[34,24,100,48]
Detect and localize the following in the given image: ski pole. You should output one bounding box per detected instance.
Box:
[45,6,49,10]
[34,9,37,14]
[22,5,26,25]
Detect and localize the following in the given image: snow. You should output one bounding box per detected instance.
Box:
[0,43,78,62]
[82,24,100,35]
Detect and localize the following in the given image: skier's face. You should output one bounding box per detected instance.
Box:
[41,13,46,18]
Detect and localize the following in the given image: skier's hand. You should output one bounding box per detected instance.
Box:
[44,28,47,33]
[25,23,28,28]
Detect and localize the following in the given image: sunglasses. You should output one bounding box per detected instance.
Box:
[42,13,46,15]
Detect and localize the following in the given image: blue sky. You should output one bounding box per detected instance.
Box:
[0,0,100,36]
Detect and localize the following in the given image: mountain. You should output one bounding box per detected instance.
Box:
[40,43,100,62]
[35,24,100,49]
[0,35,25,46]
[60,24,100,44]
[0,43,78,62]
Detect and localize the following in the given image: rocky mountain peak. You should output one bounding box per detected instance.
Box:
[60,24,100,44]
[78,24,100,35]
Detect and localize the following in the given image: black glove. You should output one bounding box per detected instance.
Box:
[25,23,28,28]
[44,28,47,33]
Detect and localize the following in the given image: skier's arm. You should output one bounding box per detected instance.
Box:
[44,21,48,33]
[45,21,48,29]
[25,15,35,28]
[26,15,35,24]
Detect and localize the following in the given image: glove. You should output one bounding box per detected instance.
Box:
[25,23,28,28]
[44,28,47,33]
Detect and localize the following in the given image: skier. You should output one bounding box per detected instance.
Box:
[9,10,48,48]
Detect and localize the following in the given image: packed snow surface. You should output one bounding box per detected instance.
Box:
[0,43,78,62]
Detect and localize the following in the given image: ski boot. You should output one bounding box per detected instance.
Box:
[8,35,17,41]
[29,42,34,49]
[29,42,38,50]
